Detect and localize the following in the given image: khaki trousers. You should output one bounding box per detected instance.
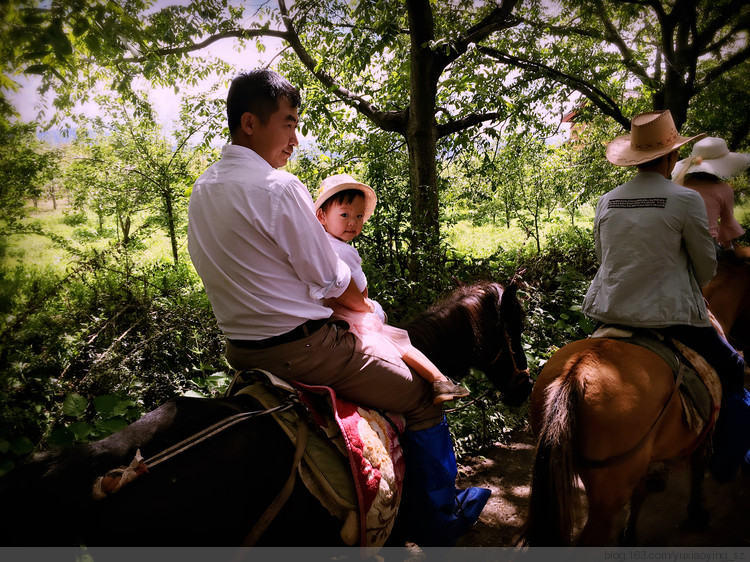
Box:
[225,320,443,431]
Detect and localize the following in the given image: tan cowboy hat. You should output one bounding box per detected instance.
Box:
[672,136,750,183]
[314,173,377,221]
[606,110,705,167]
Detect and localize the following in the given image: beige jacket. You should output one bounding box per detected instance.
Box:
[582,172,717,328]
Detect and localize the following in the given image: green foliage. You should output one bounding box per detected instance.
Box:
[0,119,60,261]
[0,239,226,472]
[449,369,531,457]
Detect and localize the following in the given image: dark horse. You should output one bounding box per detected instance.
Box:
[0,281,531,546]
[521,253,750,546]
[703,247,750,356]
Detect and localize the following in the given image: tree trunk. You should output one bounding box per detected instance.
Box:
[406,0,441,280]
[163,188,179,264]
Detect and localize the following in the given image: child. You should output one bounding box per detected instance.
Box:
[315,173,470,404]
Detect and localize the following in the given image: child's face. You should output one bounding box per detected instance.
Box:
[317,194,367,242]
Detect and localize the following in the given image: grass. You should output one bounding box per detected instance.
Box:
[444,204,597,259]
[7,194,750,276]
[2,199,183,273]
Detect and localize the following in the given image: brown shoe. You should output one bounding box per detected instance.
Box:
[432,379,470,404]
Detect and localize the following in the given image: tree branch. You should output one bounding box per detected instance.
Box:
[277,0,407,134]
[445,0,521,66]
[437,111,503,138]
[477,46,630,129]
[118,29,289,63]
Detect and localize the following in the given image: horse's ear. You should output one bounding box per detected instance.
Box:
[499,283,521,316]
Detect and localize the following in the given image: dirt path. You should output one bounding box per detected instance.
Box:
[454,426,750,547]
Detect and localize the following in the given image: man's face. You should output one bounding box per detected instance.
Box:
[247,98,300,168]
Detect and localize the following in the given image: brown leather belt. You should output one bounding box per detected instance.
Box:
[227,317,330,350]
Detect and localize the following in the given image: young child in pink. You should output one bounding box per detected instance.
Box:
[315,173,469,404]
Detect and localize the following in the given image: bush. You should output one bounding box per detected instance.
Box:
[0,244,227,474]
[61,211,88,226]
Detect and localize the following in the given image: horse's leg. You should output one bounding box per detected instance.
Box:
[620,477,647,546]
[578,485,631,545]
[684,446,710,531]
[578,452,652,546]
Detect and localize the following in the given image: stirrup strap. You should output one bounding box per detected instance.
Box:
[241,421,309,546]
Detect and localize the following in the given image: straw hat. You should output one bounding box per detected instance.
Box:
[314,173,377,221]
[672,136,750,183]
[606,110,705,167]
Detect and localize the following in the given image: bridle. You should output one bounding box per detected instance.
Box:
[486,319,530,385]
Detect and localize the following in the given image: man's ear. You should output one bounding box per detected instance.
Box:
[240,112,254,136]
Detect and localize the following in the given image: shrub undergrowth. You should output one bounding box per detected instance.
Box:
[0,202,622,471]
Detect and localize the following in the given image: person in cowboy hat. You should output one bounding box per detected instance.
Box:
[314,173,470,404]
[187,69,490,546]
[581,110,748,481]
[672,136,750,258]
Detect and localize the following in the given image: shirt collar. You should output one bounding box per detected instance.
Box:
[221,144,274,170]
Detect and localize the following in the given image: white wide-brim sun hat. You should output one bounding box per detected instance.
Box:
[314,173,377,222]
[606,110,705,167]
[672,136,750,182]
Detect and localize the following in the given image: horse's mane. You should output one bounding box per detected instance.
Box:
[403,281,506,377]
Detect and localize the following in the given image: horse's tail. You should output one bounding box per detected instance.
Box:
[519,366,583,546]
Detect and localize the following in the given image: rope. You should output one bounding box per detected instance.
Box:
[142,403,294,469]
[444,387,495,414]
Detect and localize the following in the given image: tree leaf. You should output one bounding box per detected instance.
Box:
[62,393,88,417]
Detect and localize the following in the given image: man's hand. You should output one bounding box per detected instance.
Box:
[331,279,373,313]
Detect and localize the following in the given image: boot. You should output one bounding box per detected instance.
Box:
[399,418,491,546]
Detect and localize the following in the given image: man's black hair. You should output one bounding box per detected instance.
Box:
[226,69,301,136]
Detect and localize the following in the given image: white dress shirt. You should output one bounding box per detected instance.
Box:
[188,144,351,340]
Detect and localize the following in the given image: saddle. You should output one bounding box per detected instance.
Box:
[226,369,406,551]
[590,325,722,436]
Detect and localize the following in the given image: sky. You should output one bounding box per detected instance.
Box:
[7,9,285,135]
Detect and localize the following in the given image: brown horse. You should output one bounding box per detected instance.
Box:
[520,256,750,546]
[703,247,750,356]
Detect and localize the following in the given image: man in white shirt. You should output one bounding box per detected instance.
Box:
[187,69,490,545]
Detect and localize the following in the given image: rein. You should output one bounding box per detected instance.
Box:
[487,326,530,383]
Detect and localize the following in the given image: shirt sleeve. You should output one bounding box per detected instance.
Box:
[682,192,717,287]
[272,178,352,300]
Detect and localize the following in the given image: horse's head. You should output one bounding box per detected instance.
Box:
[478,283,533,407]
[405,281,533,408]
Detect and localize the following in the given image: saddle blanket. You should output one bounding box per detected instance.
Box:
[591,325,722,436]
[231,369,406,551]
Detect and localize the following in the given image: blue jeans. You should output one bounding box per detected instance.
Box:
[664,325,748,481]
[664,325,745,393]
